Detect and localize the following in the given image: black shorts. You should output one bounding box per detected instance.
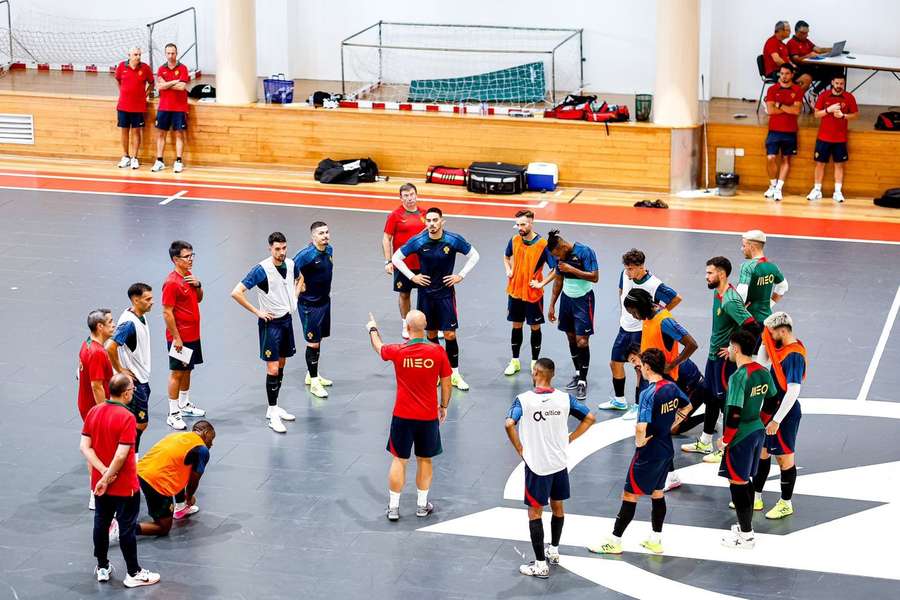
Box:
[507,296,545,325]
[524,465,570,507]
[417,291,458,331]
[558,290,594,337]
[765,131,798,156]
[259,313,296,361]
[386,416,442,459]
[814,139,849,163]
[719,429,765,483]
[168,339,204,371]
[130,381,150,424]
[298,300,331,343]
[117,110,145,128]
[624,451,671,496]
[155,110,188,131]
[704,356,736,403]
[611,327,641,362]
[139,477,175,521]
[765,402,801,455]
[393,270,418,294]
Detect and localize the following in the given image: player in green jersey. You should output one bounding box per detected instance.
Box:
[736,230,788,323]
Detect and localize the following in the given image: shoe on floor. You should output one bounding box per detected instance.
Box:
[451,372,469,391]
[575,381,587,401]
[117,156,131,168]
[179,402,206,417]
[274,406,295,421]
[123,568,161,588]
[833,191,845,203]
[640,539,664,554]
[763,185,776,198]
[519,561,549,579]
[95,564,112,582]
[621,404,638,420]
[268,414,287,433]
[130,157,140,169]
[599,397,628,411]
[703,449,723,464]
[416,502,434,517]
[504,358,521,376]
[173,160,184,174]
[721,529,756,550]
[305,372,333,386]
[765,498,794,519]
[166,412,187,430]
[681,438,713,454]
[309,379,329,398]
[664,472,682,492]
[587,539,623,555]
[546,546,560,565]
[728,497,764,511]
[150,159,165,172]
[773,189,783,202]
[806,188,822,201]
[174,504,199,520]
[386,506,400,521]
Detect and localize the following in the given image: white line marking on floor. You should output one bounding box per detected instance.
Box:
[159,190,188,205]
[858,284,900,401]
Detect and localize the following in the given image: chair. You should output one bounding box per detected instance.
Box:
[756,54,778,112]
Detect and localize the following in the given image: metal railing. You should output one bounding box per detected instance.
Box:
[147,6,198,75]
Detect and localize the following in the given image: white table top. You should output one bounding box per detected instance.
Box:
[806,53,900,72]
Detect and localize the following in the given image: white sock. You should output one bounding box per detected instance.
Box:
[534,559,547,569]
[417,488,429,507]
[266,406,274,418]
[755,491,762,503]
[610,534,622,545]
[775,180,784,190]
[178,390,189,408]
[739,529,755,539]
[649,531,662,543]
[834,183,842,193]
[452,367,459,375]
[782,498,792,507]
[168,399,180,415]
[769,179,777,187]
[174,501,185,511]
[813,183,822,191]
[549,544,559,554]
[615,395,626,404]
[700,432,713,444]
[389,490,401,509]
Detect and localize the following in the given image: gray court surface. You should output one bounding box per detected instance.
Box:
[0,188,898,599]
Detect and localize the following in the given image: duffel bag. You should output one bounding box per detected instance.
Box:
[426,165,467,186]
[874,188,900,208]
[467,162,527,195]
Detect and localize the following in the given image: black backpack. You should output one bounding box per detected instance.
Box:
[874,188,900,209]
[314,158,379,185]
[310,91,343,107]
[874,111,900,131]
[188,84,216,100]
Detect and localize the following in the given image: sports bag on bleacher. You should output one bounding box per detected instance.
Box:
[426,166,467,186]
[466,162,527,195]
[874,111,900,131]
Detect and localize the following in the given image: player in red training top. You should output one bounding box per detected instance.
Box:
[114,47,153,170]
[382,183,426,339]
[366,310,451,522]
[763,64,803,202]
[807,74,858,204]
[152,43,190,173]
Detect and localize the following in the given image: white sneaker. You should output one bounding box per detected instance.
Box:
[268,414,287,433]
[773,189,783,202]
[304,372,333,386]
[833,191,845,203]
[546,546,561,565]
[123,568,161,588]
[275,406,296,421]
[108,518,119,542]
[130,157,140,170]
[806,188,823,201]
[95,564,112,582]
[173,160,184,174]
[621,404,639,420]
[721,528,756,549]
[309,379,329,398]
[166,412,187,430]
[664,471,682,492]
[402,320,410,340]
[117,156,131,168]
[179,402,206,417]
[763,185,776,198]
[519,561,549,579]
[173,504,199,520]
[150,159,165,172]
[89,492,95,511]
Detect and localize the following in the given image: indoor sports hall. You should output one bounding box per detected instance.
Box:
[0,1,898,599]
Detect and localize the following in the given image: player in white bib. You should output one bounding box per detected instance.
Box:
[505,358,595,579]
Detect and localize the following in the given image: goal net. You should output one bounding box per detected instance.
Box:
[341,22,583,106]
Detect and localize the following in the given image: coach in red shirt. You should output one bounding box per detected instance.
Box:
[78,309,115,421]
[152,43,190,174]
[382,183,426,339]
[81,373,159,587]
[763,64,803,202]
[762,21,811,92]
[114,47,153,170]
[787,20,835,93]
[162,240,206,431]
[808,74,858,204]
[367,309,451,521]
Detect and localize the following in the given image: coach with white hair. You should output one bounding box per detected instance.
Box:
[114,47,154,170]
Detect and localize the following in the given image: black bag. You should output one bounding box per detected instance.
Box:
[314,158,379,185]
[466,162,527,194]
[310,91,343,107]
[874,188,900,208]
[874,111,900,131]
[188,84,216,100]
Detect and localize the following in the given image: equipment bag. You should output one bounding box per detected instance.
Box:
[466,162,527,195]
[543,94,597,119]
[874,188,900,208]
[188,84,216,100]
[314,157,379,185]
[309,90,343,107]
[585,102,630,123]
[426,165,467,186]
[874,110,900,131]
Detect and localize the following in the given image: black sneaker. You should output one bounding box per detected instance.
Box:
[565,376,579,390]
[576,381,587,401]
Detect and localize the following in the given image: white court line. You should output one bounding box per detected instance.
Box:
[159,190,188,205]
[1,183,899,245]
[858,284,900,401]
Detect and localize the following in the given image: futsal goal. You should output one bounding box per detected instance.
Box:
[341,22,583,106]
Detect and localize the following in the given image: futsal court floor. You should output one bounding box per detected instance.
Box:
[0,171,898,600]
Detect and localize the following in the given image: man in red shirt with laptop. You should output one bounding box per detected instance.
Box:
[152,43,190,173]
[762,21,811,91]
[114,47,153,170]
[807,74,858,204]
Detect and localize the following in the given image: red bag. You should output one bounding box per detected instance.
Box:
[426,165,467,186]
[544,94,596,119]
[585,102,630,123]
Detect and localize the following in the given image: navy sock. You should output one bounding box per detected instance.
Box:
[753,457,771,494]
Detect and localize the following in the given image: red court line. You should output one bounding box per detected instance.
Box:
[1,170,898,243]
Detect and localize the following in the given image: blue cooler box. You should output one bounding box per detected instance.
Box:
[526,162,558,191]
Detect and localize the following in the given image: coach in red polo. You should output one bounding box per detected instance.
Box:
[152,42,190,174]
[114,47,153,170]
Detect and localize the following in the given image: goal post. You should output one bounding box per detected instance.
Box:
[341,21,583,106]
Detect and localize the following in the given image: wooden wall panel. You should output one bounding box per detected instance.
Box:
[0,92,674,191]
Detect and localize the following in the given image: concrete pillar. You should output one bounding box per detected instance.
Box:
[215,0,257,104]
[654,0,700,126]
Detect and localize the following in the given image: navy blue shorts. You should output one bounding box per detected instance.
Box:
[765,402,801,455]
[765,131,798,156]
[155,110,188,131]
[507,296,545,325]
[558,290,594,336]
[704,357,736,403]
[524,465,570,507]
[611,327,641,362]
[417,291,458,331]
[117,110,145,128]
[130,381,150,424]
[298,300,331,343]
[259,313,296,361]
[168,339,203,371]
[387,416,442,459]
[624,451,670,496]
[393,270,418,294]
[814,139,848,163]
[719,429,765,483]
